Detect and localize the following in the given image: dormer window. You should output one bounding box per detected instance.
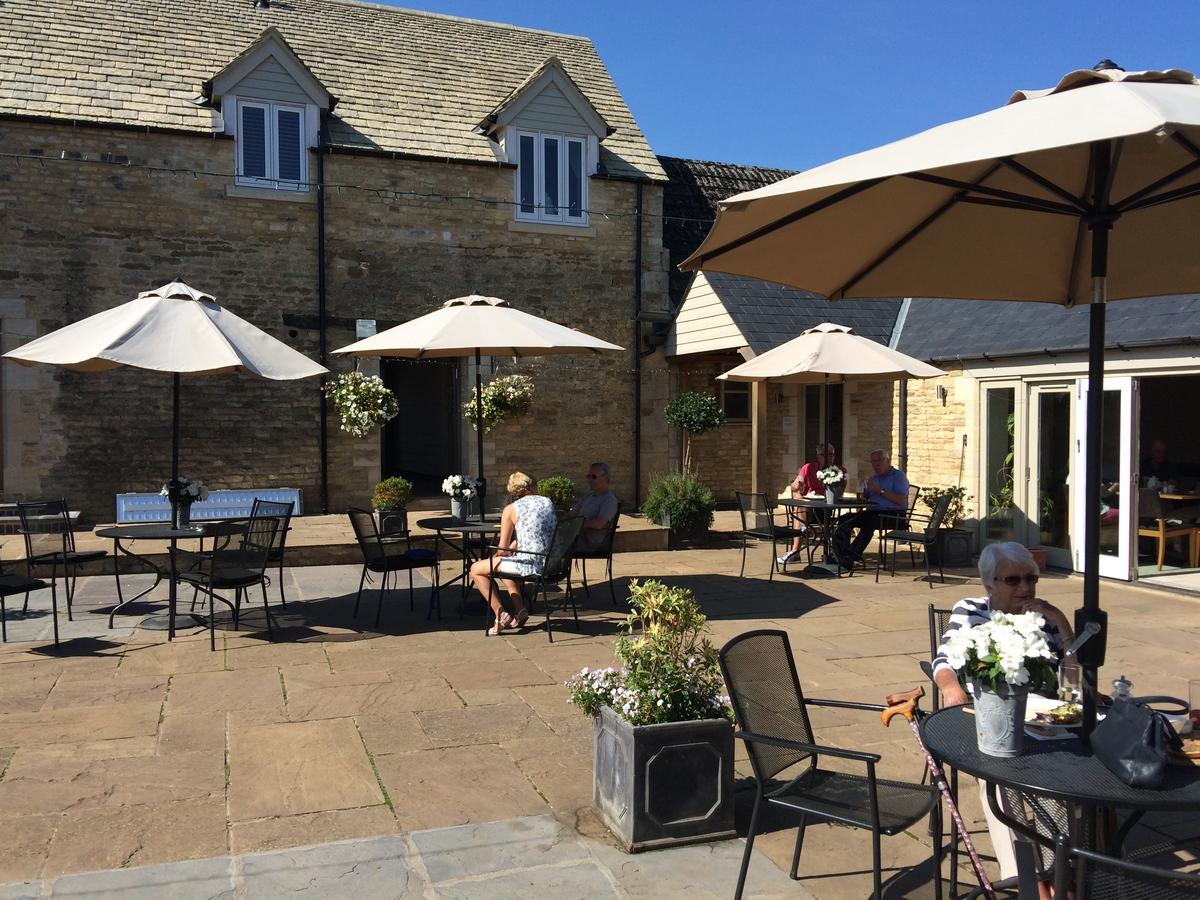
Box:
[515,131,587,224]
[237,101,307,189]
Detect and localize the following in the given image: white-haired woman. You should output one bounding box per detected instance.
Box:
[469,471,556,635]
[932,542,1073,898]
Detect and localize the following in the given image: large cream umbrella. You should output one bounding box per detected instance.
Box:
[332,295,622,511]
[4,279,328,496]
[686,63,1200,731]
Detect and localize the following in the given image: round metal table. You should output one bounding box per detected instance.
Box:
[776,497,870,573]
[96,522,247,636]
[415,516,501,612]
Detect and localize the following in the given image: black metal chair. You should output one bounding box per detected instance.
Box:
[17,499,113,625]
[250,498,294,608]
[0,558,50,643]
[177,512,279,651]
[347,508,440,626]
[719,629,941,900]
[734,491,808,579]
[1053,834,1200,899]
[573,507,621,605]
[875,491,954,587]
[488,514,584,642]
[922,605,962,897]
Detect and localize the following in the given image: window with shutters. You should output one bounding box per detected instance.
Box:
[236,101,306,190]
[514,130,587,225]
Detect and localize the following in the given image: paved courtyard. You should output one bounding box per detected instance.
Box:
[0,539,1198,897]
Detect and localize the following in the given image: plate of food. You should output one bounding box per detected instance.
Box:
[1025,695,1084,730]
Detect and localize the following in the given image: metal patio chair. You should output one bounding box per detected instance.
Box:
[1053,834,1200,899]
[17,498,113,626]
[250,498,295,607]
[0,558,50,643]
[719,629,940,899]
[488,514,584,642]
[875,491,954,587]
[734,490,808,579]
[573,507,621,605]
[347,508,440,626]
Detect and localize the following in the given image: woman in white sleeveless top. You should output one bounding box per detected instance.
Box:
[469,471,557,635]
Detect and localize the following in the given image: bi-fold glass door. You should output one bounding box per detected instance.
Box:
[1073,376,1135,580]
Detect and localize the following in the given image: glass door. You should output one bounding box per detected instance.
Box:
[1029,385,1073,569]
[1073,376,1135,580]
[981,385,1018,544]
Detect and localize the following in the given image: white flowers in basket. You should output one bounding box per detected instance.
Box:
[160,478,209,504]
[816,465,845,486]
[941,611,1057,691]
[442,474,478,502]
[323,372,400,439]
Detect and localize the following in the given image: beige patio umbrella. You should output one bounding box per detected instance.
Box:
[4,279,327,489]
[686,62,1200,731]
[332,294,622,509]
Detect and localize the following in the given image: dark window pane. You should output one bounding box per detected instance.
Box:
[568,141,583,217]
[543,137,559,215]
[241,105,266,178]
[276,109,302,182]
[723,382,750,421]
[519,135,535,213]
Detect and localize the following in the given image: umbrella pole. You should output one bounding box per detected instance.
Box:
[172,373,180,483]
[1078,143,1115,737]
[475,348,485,519]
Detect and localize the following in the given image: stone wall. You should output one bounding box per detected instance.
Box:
[0,121,664,521]
[891,368,979,517]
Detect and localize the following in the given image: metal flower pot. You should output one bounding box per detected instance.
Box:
[972,681,1028,757]
[450,498,468,522]
[592,705,735,852]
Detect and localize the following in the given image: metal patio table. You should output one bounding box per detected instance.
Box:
[96,521,246,637]
[921,705,1200,899]
[776,496,869,574]
[415,516,501,612]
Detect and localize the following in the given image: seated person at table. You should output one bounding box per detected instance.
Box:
[778,443,844,565]
[832,449,907,568]
[469,472,556,635]
[933,542,1073,898]
[1141,437,1178,486]
[571,461,618,551]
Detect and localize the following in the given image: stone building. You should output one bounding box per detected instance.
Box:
[0,0,670,521]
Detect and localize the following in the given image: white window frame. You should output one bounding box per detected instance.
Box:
[514,130,588,226]
[236,100,307,191]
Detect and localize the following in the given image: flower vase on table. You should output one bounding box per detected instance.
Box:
[173,501,192,530]
[817,466,844,507]
[161,477,209,532]
[443,474,478,524]
[450,498,468,522]
[940,610,1058,758]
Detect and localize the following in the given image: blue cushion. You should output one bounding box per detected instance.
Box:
[404,548,436,561]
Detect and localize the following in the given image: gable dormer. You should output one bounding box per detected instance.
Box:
[203,28,334,192]
[478,58,613,226]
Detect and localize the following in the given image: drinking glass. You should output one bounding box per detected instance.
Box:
[1190,679,1200,729]
[1058,661,1082,704]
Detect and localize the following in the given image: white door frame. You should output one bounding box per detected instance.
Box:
[1073,376,1136,580]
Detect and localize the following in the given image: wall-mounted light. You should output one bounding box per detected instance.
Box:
[936,385,948,404]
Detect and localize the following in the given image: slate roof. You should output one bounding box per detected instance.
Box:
[659,156,796,308]
[895,295,1200,361]
[704,272,903,356]
[0,0,664,181]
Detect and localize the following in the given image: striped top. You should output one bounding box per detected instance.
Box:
[932,596,1067,676]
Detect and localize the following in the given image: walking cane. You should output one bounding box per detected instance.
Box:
[882,686,997,900]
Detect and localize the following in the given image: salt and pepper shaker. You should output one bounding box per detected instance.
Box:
[1111,675,1133,702]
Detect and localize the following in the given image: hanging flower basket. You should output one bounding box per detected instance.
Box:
[323,372,399,439]
[463,374,535,432]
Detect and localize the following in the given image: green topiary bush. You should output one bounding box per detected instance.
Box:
[538,474,577,508]
[664,392,726,471]
[372,476,414,510]
[641,471,716,533]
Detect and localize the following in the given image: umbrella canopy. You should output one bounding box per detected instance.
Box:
[685,63,1200,733]
[718,323,945,383]
[4,279,327,484]
[332,295,623,511]
[332,294,623,359]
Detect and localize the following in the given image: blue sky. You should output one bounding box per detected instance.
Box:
[382,0,1200,171]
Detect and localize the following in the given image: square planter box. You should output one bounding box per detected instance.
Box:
[592,705,735,852]
[927,527,973,567]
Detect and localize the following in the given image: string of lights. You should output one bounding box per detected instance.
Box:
[0,149,722,227]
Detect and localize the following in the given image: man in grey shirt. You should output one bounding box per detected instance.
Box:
[572,461,618,550]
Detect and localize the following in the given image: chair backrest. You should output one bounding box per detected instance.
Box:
[347,508,388,566]
[218,511,278,575]
[1137,487,1166,522]
[719,630,817,782]
[907,484,922,517]
[251,498,294,553]
[17,498,74,558]
[926,604,956,711]
[594,507,621,554]
[735,491,773,533]
[924,492,955,535]
[1054,835,1200,900]
[542,514,585,581]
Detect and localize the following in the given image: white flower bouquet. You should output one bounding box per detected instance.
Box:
[941,611,1058,693]
[442,474,478,502]
[816,465,845,486]
[160,478,209,504]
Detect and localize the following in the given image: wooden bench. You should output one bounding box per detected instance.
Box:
[115,488,303,524]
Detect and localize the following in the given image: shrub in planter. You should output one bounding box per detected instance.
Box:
[372,476,413,533]
[922,485,972,526]
[641,471,715,540]
[566,580,734,851]
[537,474,576,510]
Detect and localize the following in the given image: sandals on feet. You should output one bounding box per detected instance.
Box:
[487,611,515,636]
[513,609,530,628]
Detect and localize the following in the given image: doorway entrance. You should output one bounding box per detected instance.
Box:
[380,359,460,497]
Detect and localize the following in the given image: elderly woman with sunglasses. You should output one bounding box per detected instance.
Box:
[933,541,1074,899]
